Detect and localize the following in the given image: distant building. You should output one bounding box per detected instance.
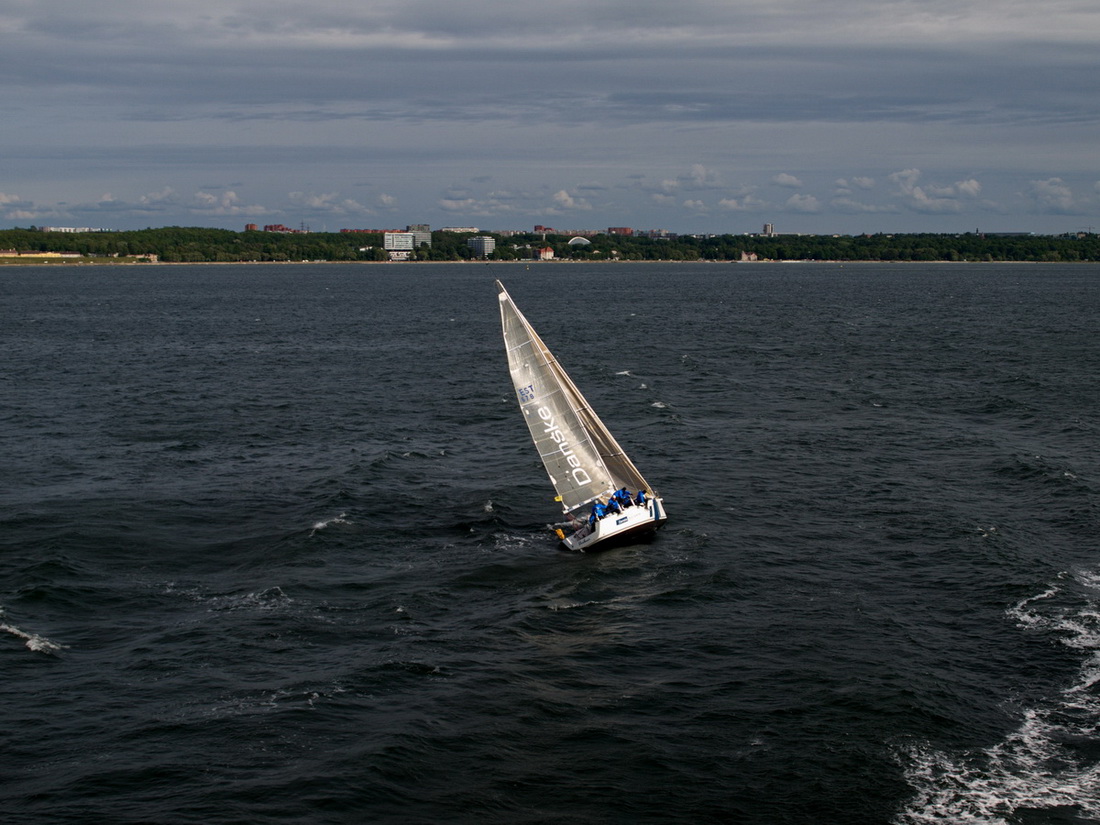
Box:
[244,223,258,232]
[763,223,775,236]
[384,232,415,250]
[441,226,480,233]
[406,224,431,247]
[37,226,114,233]
[384,232,416,260]
[467,236,496,257]
[607,227,634,236]
[537,246,554,260]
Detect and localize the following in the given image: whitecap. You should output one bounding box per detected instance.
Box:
[0,620,66,655]
[310,512,351,535]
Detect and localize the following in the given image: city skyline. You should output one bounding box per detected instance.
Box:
[3,1,1099,235]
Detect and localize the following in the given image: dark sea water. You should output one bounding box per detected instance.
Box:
[3,262,1099,824]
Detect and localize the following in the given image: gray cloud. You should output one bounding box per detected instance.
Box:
[3,0,1099,232]
[1029,178,1079,214]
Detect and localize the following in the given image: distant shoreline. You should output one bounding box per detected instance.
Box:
[0,257,1086,267]
[4,226,1098,264]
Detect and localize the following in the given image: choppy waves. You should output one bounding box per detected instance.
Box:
[3,263,1100,824]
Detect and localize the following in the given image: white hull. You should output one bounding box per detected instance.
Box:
[561,497,667,552]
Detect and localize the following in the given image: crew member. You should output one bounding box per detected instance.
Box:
[588,500,608,525]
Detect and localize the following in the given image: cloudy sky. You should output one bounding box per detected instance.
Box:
[3,0,1099,234]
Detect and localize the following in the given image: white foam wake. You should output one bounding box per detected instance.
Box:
[895,570,1100,823]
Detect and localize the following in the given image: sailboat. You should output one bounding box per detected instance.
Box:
[496,280,667,551]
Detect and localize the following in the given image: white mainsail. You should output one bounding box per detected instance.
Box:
[497,280,651,513]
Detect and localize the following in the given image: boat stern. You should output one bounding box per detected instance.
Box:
[560,497,666,552]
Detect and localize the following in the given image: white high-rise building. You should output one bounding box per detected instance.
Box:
[467,236,496,257]
[383,232,415,251]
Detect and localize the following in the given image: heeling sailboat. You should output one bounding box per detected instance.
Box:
[496,280,666,551]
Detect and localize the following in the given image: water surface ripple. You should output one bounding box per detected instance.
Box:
[2,263,1099,824]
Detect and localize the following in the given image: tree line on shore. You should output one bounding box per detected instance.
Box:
[2,226,1099,263]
